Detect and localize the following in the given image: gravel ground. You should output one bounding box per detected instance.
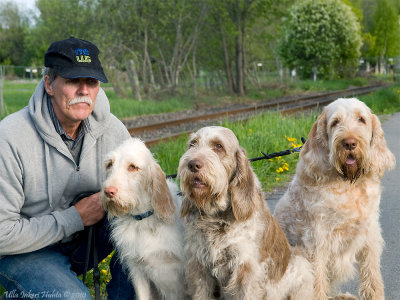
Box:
[121,103,271,142]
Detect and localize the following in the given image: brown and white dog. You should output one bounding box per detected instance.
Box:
[100,138,187,300]
[274,98,396,299]
[178,126,314,300]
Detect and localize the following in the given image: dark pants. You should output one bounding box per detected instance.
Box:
[0,218,136,300]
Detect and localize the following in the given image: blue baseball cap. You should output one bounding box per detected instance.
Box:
[44,37,108,83]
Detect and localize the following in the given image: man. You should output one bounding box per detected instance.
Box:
[0,37,135,299]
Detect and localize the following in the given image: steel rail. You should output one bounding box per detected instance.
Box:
[126,83,389,146]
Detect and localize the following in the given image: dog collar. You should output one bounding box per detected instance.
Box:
[133,210,154,221]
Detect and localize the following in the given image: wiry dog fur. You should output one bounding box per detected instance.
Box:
[178,126,314,300]
[100,138,186,300]
[274,98,396,300]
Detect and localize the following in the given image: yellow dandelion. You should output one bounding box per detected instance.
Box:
[283,166,289,171]
[107,254,112,259]
[101,269,108,276]
[279,167,284,173]
[276,178,280,181]
[268,159,273,162]
[101,259,107,264]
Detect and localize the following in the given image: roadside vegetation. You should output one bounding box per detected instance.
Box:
[0,76,387,121]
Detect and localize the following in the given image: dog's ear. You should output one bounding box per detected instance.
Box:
[180,197,192,218]
[370,113,395,177]
[151,163,176,223]
[302,109,328,155]
[229,147,256,222]
[300,109,330,182]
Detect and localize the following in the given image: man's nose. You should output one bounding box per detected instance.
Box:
[77,80,89,95]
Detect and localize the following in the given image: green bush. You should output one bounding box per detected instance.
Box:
[279,0,362,79]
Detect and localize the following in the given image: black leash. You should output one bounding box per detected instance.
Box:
[72,192,101,300]
[166,137,306,179]
[73,137,306,298]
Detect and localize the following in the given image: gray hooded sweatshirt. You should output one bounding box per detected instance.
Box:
[0,80,131,257]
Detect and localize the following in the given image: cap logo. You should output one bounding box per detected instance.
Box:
[75,48,91,63]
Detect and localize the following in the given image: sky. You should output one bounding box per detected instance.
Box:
[1,0,38,13]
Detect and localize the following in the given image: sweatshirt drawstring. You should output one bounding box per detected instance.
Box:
[44,143,54,208]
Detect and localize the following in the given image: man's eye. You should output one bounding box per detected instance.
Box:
[66,78,80,84]
[86,78,99,86]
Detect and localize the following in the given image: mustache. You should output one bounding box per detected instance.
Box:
[69,97,93,106]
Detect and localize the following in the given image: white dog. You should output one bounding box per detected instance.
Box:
[100,138,186,300]
[274,98,396,300]
[178,126,314,300]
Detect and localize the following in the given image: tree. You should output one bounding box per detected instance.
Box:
[278,0,362,80]
[372,0,400,73]
[0,2,30,65]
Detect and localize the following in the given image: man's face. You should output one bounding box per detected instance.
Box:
[44,75,100,126]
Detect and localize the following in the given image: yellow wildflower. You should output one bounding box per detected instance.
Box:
[276,178,280,181]
[101,269,108,276]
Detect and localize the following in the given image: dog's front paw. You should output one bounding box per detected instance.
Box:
[329,292,358,300]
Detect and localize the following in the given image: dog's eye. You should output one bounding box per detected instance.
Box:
[105,161,113,170]
[358,116,366,124]
[331,119,339,128]
[215,143,223,150]
[188,141,197,148]
[128,164,139,172]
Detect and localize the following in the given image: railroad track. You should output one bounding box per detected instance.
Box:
[125,83,389,146]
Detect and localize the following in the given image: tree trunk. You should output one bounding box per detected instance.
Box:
[126,59,142,101]
[313,65,317,81]
[190,50,198,97]
[0,65,4,116]
[220,28,235,94]
[235,32,245,96]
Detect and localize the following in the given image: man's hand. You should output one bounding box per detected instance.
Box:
[74,192,105,226]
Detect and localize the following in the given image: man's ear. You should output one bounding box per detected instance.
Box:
[44,75,54,96]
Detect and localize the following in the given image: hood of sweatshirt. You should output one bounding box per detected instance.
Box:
[27,79,111,207]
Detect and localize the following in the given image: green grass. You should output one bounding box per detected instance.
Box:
[1,81,37,116]
[151,111,317,192]
[0,76,390,121]
[361,85,400,114]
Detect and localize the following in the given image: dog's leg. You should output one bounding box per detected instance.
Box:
[356,225,384,300]
[223,261,264,300]
[312,244,331,300]
[132,272,152,300]
[288,255,315,300]
[186,258,216,300]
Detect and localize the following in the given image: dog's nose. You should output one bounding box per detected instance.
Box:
[104,186,118,198]
[342,138,357,151]
[188,159,203,172]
